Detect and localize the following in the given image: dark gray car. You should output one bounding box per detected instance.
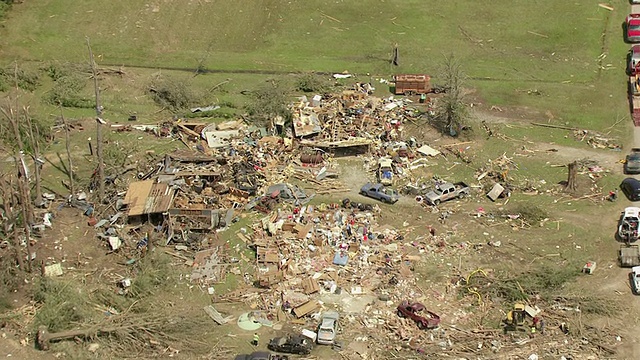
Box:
[626,149,640,174]
[621,178,640,201]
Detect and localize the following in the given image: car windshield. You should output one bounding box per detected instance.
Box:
[630,155,640,162]
[318,327,334,337]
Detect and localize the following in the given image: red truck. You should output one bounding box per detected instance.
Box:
[627,14,640,43]
[396,301,441,330]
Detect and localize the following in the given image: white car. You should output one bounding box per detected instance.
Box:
[631,266,640,295]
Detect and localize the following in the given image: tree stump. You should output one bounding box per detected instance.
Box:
[566,161,577,192]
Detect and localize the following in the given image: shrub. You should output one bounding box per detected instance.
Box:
[0,66,40,92]
[32,278,91,332]
[148,75,198,111]
[295,72,330,93]
[245,79,292,126]
[46,74,93,108]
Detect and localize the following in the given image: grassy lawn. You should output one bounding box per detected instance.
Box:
[1,1,639,358]
[0,1,614,77]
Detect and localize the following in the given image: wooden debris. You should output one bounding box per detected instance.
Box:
[203,305,228,325]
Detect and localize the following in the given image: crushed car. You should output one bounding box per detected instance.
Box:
[316,311,339,345]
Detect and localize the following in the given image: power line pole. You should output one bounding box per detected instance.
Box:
[86,37,104,200]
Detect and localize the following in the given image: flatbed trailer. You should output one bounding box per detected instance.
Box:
[630,76,640,126]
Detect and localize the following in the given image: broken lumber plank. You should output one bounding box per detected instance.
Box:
[598,3,613,11]
[440,141,473,148]
[531,122,579,131]
[177,124,201,138]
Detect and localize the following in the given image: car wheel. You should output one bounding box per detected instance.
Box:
[434,199,441,206]
[458,192,465,199]
[397,310,405,318]
[417,321,426,330]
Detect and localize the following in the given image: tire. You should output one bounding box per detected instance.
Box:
[397,310,405,318]
[458,192,466,199]
[417,321,426,330]
[434,199,441,206]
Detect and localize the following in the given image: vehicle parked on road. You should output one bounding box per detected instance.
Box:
[625,148,640,174]
[360,183,400,204]
[621,177,640,201]
[631,266,640,295]
[396,301,440,330]
[317,311,340,345]
[627,14,640,43]
[619,207,640,243]
[267,335,313,355]
[424,181,470,206]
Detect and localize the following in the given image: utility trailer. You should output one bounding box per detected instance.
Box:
[629,45,640,75]
[619,245,640,267]
[629,75,640,126]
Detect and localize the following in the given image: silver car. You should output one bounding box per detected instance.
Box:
[316,311,339,345]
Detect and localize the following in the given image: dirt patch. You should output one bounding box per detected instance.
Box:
[528,142,623,174]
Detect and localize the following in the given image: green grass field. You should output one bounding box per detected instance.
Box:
[0,0,632,135]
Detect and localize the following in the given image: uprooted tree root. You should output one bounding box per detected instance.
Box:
[464,266,575,303]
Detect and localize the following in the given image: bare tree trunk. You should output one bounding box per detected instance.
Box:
[60,109,75,196]
[2,106,33,272]
[25,109,43,206]
[87,37,104,201]
[0,176,25,270]
[566,161,577,192]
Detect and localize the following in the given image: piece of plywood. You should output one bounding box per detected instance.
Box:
[302,277,320,295]
[293,300,320,318]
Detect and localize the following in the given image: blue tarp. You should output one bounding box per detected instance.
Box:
[333,252,348,266]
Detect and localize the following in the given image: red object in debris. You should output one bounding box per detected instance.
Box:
[396,300,441,330]
[87,217,98,226]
